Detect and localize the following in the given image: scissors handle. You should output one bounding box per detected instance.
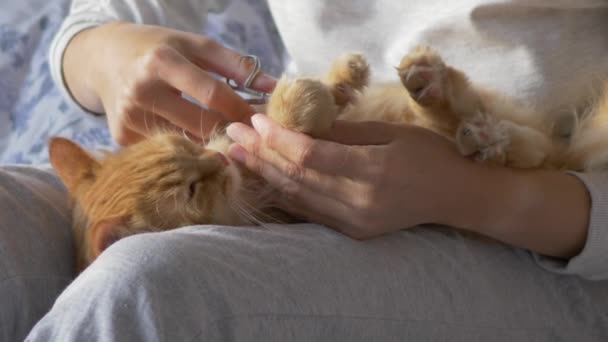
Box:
[226,55,270,104]
[244,96,269,105]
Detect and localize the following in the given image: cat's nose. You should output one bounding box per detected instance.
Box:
[216,152,229,166]
[208,151,229,166]
[198,151,229,175]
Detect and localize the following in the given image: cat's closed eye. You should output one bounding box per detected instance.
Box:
[461,128,471,136]
[188,180,200,200]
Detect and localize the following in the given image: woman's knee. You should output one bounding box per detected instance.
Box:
[89,227,238,290]
[92,231,193,279]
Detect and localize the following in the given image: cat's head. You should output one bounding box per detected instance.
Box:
[49,133,246,270]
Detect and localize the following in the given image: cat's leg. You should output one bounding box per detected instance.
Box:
[456,112,554,169]
[266,54,371,137]
[397,46,482,118]
[505,123,555,169]
[397,46,554,168]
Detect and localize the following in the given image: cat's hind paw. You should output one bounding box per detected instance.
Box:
[397,46,447,107]
[456,112,552,168]
[456,112,510,165]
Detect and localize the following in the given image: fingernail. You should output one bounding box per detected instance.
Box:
[226,123,245,143]
[251,114,270,136]
[228,143,247,163]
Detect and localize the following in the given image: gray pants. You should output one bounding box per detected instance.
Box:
[1,167,607,341]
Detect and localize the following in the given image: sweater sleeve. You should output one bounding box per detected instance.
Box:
[49,0,217,110]
[534,172,608,280]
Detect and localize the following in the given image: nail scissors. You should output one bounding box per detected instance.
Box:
[226,55,270,105]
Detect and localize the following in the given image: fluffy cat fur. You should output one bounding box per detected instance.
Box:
[49,46,608,271]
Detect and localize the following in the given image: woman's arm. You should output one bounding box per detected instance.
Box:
[226,114,594,260]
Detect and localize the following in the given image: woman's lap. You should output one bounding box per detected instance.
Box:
[26,223,608,341]
[0,166,73,341]
[1,165,605,341]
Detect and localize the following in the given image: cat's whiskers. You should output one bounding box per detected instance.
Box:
[199,107,205,142]
[231,191,287,226]
[144,101,153,134]
[124,111,138,133]
[154,196,165,224]
[225,193,254,222]
[171,191,184,222]
[244,204,284,225]
[227,196,265,226]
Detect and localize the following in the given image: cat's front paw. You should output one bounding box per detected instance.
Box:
[397,46,447,107]
[456,112,510,165]
[325,53,370,91]
[324,53,371,107]
[266,77,339,137]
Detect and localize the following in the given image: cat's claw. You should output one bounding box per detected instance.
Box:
[397,46,447,106]
[403,65,443,103]
[333,82,357,107]
[345,54,371,90]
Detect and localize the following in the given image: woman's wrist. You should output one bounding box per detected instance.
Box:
[434,161,501,234]
[62,22,128,113]
[443,162,591,258]
[63,26,104,112]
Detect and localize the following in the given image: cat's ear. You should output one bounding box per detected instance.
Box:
[89,216,130,259]
[48,137,101,193]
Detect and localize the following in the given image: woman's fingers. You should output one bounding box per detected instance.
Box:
[228,143,377,239]
[228,143,357,219]
[139,85,226,139]
[278,194,376,240]
[152,46,255,123]
[187,38,277,93]
[231,115,379,178]
[227,127,365,202]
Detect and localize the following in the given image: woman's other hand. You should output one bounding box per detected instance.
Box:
[226,114,590,259]
[226,114,471,239]
[63,22,276,145]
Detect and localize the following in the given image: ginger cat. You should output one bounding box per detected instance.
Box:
[49,46,608,271]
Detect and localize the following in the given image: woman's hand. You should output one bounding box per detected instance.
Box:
[63,22,276,145]
[226,114,590,258]
[226,114,474,239]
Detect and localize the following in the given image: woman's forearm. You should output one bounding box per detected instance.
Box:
[444,164,590,258]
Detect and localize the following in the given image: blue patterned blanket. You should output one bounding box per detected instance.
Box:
[0,0,286,164]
